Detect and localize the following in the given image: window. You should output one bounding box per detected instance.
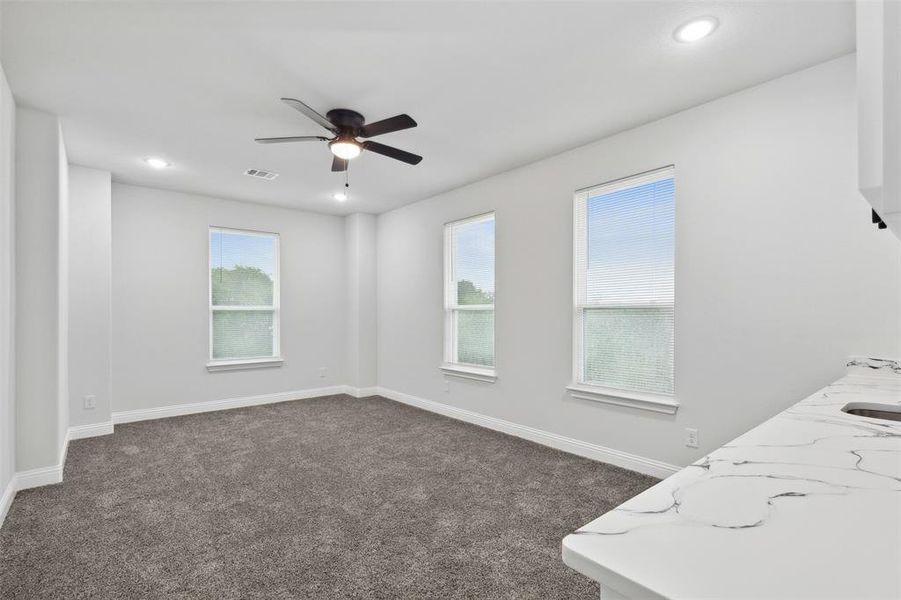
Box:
[208,227,281,370]
[570,167,677,413]
[442,212,496,381]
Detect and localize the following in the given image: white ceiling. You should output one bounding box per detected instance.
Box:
[1,1,854,215]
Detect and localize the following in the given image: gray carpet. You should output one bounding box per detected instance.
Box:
[0,394,657,599]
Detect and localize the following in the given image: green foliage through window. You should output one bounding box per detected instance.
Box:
[457,279,494,305]
[211,266,274,306]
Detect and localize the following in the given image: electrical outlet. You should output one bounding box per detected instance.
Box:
[444,379,450,393]
[84,395,96,410]
[685,427,699,449]
[318,367,327,379]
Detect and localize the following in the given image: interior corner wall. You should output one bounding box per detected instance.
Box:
[14,107,67,471]
[56,125,68,449]
[0,60,17,496]
[68,165,111,427]
[110,184,347,414]
[345,213,377,390]
[376,55,901,468]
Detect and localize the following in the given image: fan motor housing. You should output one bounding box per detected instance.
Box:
[326,109,365,131]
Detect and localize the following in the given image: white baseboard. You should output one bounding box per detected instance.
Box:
[111,385,349,425]
[343,385,379,398]
[375,387,680,479]
[0,476,16,529]
[13,422,113,496]
[68,420,114,440]
[15,462,63,491]
[59,427,70,473]
[10,426,71,496]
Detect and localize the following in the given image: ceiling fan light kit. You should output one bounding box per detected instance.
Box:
[255,98,422,174]
[329,137,361,160]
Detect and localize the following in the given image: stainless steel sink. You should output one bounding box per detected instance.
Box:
[842,402,901,422]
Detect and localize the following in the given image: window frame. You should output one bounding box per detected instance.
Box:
[441,211,497,382]
[207,226,283,372]
[568,167,679,414]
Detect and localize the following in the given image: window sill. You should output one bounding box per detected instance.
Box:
[440,363,497,383]
[207,357,284,372]
[566,383,679,415]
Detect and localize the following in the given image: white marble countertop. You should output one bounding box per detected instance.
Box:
[563,358,901,600]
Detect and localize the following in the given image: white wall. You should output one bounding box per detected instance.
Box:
[14,107,68,471]
[0,59,16,499]
[377,56,901,468]
[345,213,377,390]
[68,165,111,427]
[111,184,347,413]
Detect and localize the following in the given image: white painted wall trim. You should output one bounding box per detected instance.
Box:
[0,476,16,530]
[15,463,63,491]
[343,385,379,398]
[58,426,69,471]
[111,385,348,424]
[5,423,69,520]
[566,384,680,415]
[375,386,680,479]
[439,363,498,383]
[9,419,107,497]
[206,357,284,372]
[68,421,114,440]
[17,424,71,492]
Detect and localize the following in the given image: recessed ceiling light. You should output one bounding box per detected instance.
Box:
[674,17,718,43]
[144,157,171,169]
[333,191,348,202]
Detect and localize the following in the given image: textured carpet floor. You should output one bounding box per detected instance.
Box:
[0,395,657,599]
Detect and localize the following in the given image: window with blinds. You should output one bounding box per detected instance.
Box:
[444,213,495,371]
[573,167,674,397]
[209,227,280,362]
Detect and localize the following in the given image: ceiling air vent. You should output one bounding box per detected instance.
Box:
[244,168,279,180]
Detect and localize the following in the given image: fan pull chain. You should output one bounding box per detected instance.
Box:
[345,164,350,198]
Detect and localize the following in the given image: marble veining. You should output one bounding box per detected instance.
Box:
[846,355,901,374]
[563,360,901,600]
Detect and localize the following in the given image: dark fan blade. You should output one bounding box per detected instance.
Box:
[359,114,417,138]
[331,156,348,172]
[281,98,337,132]
[362,141,422,165]
[255,136,328,144]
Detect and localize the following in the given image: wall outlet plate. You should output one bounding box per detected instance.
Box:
[685,427,699,448]
[84,394,96,410]
[318,367,327,378]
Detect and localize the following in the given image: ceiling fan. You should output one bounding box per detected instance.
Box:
[255,98,422,172]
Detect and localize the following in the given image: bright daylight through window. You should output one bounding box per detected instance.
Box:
[444,213,495,378]
[209,227,280,365]
[573,167,674,400]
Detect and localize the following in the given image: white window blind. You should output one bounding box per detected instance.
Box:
[444,213,495,370]
[573,167,674,397]
[209,227,280,362]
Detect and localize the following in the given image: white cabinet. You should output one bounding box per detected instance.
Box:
[858,0,901,240]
